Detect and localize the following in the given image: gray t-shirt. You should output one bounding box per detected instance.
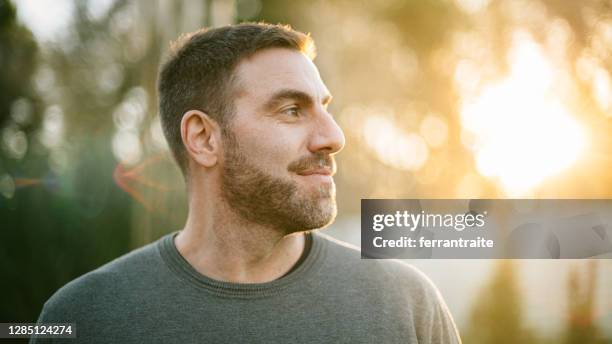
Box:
[32,231,461,343]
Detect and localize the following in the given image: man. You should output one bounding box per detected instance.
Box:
[33,23,461,343]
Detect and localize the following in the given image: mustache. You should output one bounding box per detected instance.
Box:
[287,153,336,174]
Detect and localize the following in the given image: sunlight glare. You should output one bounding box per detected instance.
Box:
[459,31,587,195]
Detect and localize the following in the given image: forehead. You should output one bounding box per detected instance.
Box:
[232,48,329,101]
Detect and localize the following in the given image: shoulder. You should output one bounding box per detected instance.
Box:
[37,238,163,322]
[314,232,436,292]
[313,232,461,342]
[315,232,444,308]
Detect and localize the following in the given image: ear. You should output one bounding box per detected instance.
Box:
[180,110,221,168]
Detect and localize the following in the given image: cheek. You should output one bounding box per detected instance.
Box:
[234,123,302,172]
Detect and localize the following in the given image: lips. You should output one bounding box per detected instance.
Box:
[297,167,334,177]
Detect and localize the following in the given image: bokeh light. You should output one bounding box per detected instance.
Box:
[363,114,429,171]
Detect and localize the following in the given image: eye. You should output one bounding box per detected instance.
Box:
[281,106,300,117]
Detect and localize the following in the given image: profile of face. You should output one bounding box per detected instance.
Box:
[220,48,345,235]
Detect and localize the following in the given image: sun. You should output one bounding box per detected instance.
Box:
[459,31,587,196]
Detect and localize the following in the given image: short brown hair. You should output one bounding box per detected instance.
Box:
[157,22,316,177]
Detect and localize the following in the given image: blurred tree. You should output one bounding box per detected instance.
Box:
[0,0,167,324]
[0,0,45,324]
[463,260,537,343]
[0,0,38,130]
[564,260,603,344]
[1,0,238,326]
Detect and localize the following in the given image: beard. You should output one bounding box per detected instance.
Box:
[220,128,337,235]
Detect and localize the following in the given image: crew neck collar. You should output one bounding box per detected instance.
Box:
[158,230,326,299]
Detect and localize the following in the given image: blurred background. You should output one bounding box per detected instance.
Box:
[1,0,611,342]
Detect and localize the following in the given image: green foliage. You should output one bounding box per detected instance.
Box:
[0,0,38,129]
[0,0,168,323]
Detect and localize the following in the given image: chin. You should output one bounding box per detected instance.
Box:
[308,199,338,229]
[317,208,338,229]
[282,199,337,235]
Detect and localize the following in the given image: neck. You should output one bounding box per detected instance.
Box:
[175,189,305,284]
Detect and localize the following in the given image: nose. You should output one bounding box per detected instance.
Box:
[308,109,345,155]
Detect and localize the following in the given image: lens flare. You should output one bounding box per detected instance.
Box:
[113,153,171,211]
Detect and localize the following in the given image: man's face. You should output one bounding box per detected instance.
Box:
[220,48,345,235]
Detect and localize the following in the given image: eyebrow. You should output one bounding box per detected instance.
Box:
[262,89,333,111]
